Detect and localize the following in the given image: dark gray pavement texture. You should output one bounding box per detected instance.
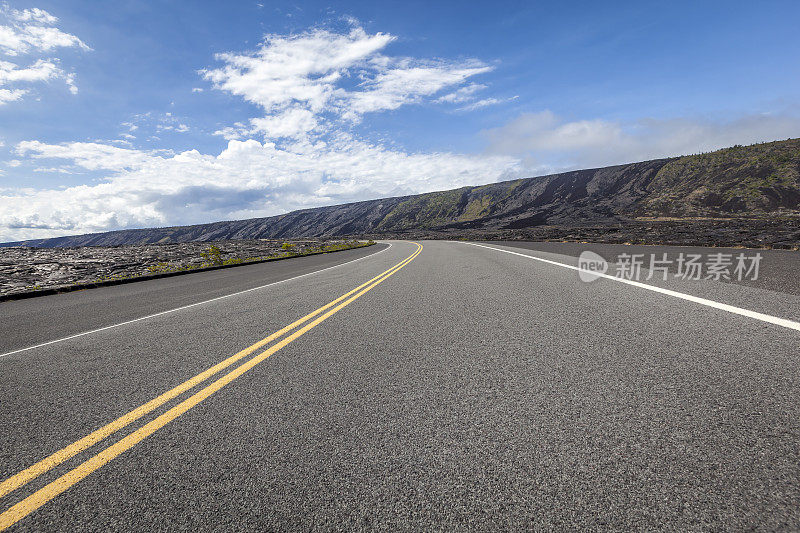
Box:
[1,240,799,531]
[490,240,800,296]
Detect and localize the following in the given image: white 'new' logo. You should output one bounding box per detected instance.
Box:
[577,250,608,282]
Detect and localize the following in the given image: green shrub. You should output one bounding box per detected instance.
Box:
[201,245,223,266]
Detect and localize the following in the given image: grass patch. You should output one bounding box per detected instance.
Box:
[125,240,376,280]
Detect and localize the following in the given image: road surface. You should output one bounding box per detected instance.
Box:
[1,240,799,531]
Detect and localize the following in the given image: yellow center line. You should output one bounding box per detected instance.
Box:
[0,242,420,504]
[0,241,422,530]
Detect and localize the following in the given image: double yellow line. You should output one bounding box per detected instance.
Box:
[0,242,422,531]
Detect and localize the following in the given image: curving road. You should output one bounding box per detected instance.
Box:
[1,240,799,530]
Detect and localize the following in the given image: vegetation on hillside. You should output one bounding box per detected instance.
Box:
[642,140,800,215]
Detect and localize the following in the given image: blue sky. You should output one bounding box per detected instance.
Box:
[1,0,799,241]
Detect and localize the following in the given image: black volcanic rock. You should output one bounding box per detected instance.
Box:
[0,239,352,296]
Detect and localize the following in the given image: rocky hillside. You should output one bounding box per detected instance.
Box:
[5,138,800,247]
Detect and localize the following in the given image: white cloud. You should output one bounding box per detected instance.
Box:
[0,58,59,83]
[0,137,518,241]
[436,83,486,104]
[32,166,73,174]
[483,110,800,171]
[202,23,495,140]
[457,95,518,112]
[435,82,518,112]
[0,86,24,103]
[8,8,58,25]
[342,60,491,120]
[1,23,89,54]
[0,7,89,56]
[213,125,246,141]
[64,71,77,93]
[203,27,394,116]
[249,108,319,139]
[0,6,89,104]
[16,141,156,171]
[191,87,203,92]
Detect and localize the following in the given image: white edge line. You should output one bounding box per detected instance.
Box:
[456,241,800,332]
[0,242,393,359]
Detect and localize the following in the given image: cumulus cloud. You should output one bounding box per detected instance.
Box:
[249,108,318,139]
[0,22,89,55]
[484,110,800,171]
[0,137,518,241]
[0,6,89,103]
[0,86,24,103]
[0,57,60,81]
[201,24,498,141]
[0,6,89,55]
[203,27,393,115]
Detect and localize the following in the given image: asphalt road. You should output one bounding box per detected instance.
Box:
[1,240,799,531]
[490,240,800,296]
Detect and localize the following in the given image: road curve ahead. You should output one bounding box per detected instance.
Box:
[1,240,799,530]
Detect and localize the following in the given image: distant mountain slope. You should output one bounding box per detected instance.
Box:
[6,138,800,247]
